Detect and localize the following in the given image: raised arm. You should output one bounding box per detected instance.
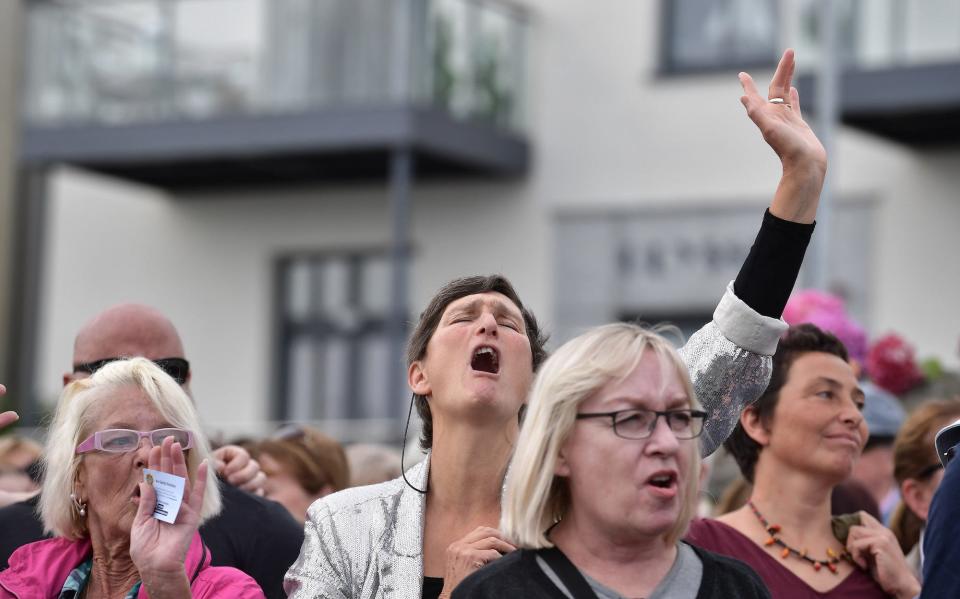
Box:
[683,50,825,456]
[740,48,826,224]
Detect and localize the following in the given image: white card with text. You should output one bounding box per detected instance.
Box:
[143,469,185,524]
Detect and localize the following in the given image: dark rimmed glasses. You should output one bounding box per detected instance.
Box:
[72,357,190,385]
[575,408,707,440]
[76,428,194,454]
[915,462,944,481]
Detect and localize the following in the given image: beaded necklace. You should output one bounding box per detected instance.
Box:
[747,500,853,573]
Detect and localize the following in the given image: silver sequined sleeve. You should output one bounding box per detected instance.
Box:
[285,462,429,599]
[680,282,787,457]
[285,499,352,599]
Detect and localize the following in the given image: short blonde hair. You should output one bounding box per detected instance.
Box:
[40,358,221,539]
[501,323,702,549]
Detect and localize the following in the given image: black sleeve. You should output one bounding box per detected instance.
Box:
[733,209,815,319]
[694,546,773,599]
[202,482,305,599]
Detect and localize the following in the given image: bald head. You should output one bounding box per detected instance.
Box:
[65,304,189,388]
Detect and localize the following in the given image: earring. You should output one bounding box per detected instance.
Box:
[70,492,87,517]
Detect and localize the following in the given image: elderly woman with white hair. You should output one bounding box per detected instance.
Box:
[0,358,263,598]
[453,324,771,599]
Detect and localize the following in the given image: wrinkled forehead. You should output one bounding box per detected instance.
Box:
[585,350,691,411]
[440,291,524,320]
[79,384,161,433]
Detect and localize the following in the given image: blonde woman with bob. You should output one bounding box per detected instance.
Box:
[0,358,263,598]
[453,324,771,599]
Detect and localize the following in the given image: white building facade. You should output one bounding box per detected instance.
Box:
[22,0,960,439]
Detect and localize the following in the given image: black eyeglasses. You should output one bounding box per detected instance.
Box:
[72,357,191,386]
[916,462,944,481]
[576,408,707,440]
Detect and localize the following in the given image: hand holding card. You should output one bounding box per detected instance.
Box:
[143,468,186,524]
[129,434,208,592]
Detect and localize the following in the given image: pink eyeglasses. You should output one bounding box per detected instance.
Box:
[76,428,194,454]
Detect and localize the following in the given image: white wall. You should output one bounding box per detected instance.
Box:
[521,0,959,367]
[36,169,547,433]
[34,1,960,433]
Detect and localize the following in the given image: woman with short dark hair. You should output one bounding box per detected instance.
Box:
[687,325,920,598]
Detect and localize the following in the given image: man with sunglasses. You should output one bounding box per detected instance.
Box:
[0,304,303,599]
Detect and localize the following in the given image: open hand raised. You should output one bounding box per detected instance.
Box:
[130,435,209,594]
[739,49,826,174]
[740,49,826,224]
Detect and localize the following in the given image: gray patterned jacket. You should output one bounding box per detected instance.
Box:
[285,281,786,599]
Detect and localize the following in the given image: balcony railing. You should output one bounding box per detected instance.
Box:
[789,0,960,71]
[23,0,528,131]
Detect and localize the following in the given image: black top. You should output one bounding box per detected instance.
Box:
[203,481,304,599]
[422,576,445,599]
[451,543,771,599]
[0,494,44,570]
[733,209,815,319]
[0,481,303,599]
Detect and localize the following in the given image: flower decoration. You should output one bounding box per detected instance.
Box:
[784,290,867,366]
[866,333,925,396]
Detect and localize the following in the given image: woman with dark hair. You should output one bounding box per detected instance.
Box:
[286,49,825,599]
[687,324,920,598]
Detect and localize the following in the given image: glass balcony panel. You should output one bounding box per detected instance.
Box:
[791,0,960,72]
[24,0,527,131]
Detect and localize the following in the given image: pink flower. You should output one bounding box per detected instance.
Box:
[784,290,867,365]
[783,290,845,325]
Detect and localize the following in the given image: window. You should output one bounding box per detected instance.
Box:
[274,251,403,433]
[661,0,779,73]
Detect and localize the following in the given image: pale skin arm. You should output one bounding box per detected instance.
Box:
[846,511,921,599]
[740,48,827,224]
[212,444,266,495]
[130,436,209,599]
[439,527,516,598]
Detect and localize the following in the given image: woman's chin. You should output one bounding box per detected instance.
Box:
[819,458,856,484]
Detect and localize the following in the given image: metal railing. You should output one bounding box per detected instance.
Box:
[23,0,528,131]
[788,0,960,71]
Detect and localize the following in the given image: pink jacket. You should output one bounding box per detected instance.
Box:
[0,532,264,599]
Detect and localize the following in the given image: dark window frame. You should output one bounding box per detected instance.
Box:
[657,0,780,77]
[271,247,398,424]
